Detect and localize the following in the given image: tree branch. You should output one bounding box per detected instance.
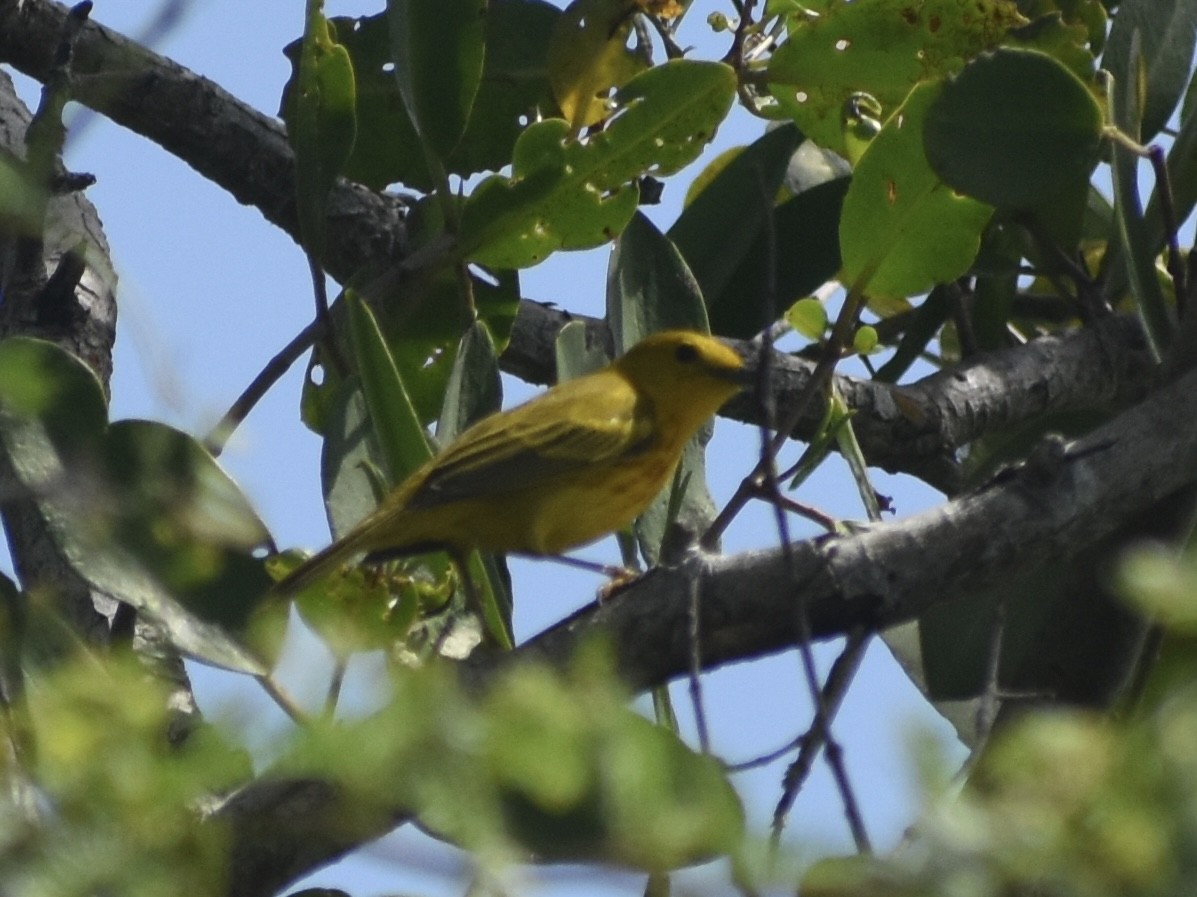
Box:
[508,305,1155,493]
[0,0,407,279]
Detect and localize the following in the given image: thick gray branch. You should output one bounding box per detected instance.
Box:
[510,306,1154,492]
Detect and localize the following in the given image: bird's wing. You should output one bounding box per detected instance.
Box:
[406,372,653,509]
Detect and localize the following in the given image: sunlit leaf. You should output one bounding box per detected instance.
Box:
[461,60,736,268]
[840,81,993,300]
[549,0,648,130]
[768,0,1025,156]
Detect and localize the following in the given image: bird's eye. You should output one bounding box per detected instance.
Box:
[675,343,699,364]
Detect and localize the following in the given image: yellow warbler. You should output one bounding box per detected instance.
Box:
[275,330,746,594]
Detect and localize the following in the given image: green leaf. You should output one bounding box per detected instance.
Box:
[1102,67,1196,320]
[303,260,519,432]
[387,0,486,160]
[923,49,1103,211]
[1103,0,1197,141]
[286,3,357,253]
[609,211,711,345]
[548,0,649,130]
[283,653,744,867]
[283,4,560,193]
[786,297,828,341]
[460,60,737,269]
[554,320,611,381]
[320,379,386,542]
[436,323,513,650]
[344,292,434,487]
[316,309,505,656]
[668,124,804,323]
[284,14,427,191]
[1146,67,1197,251]
[0,339,271,675]
[840,81,994,300]
[607,212,721,563]
[437,321,503,444]
[709,178,848,338]
[1004,7,1101,83]
[308,380,456,659]
[1107,36,1175,355]
[1120,546,1197,632]
[767,0,1025,156]
[480,654,746,867]
[453,0,561,180]
[852,324,879,354]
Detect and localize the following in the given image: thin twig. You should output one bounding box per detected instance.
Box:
[1147,144,1189,312]
[722,0,758,66]
[735,168,870,853]
[770,628,871,841]
[204,317,324,455]
[323,659,347,719]
[972,598,1006,750]
[746,481,839,533]
[686,573,710,753]
[254,674,309,726]
[308,253,347,375]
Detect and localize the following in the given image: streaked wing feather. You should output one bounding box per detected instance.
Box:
[407,374,651,508]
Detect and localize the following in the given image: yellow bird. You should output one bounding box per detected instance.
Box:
[274,330,747,594]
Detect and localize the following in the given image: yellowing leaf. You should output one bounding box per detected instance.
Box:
[636,0,684,18]
[549,0,648,131]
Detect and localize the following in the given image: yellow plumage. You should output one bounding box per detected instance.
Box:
[274,330,746,594]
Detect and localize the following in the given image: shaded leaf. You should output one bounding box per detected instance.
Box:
[345,291,434,487]
[668,124,804,325]
[1103,0,1197,141]
[0,339,270,674]
[1107,35,1174,353]
[710,177,848,337]
[607,212,720,562]
[387,0,486,159]
[923,48,1104,211]
[283,3,561,192]
[555,320,612,381]
[549,0,647,130]
[437,321,503,444]
[286,5,357,253]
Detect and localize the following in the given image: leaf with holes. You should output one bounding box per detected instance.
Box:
[840,81,993,301]
[460,60,736,268]
[768,0,1025,156]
